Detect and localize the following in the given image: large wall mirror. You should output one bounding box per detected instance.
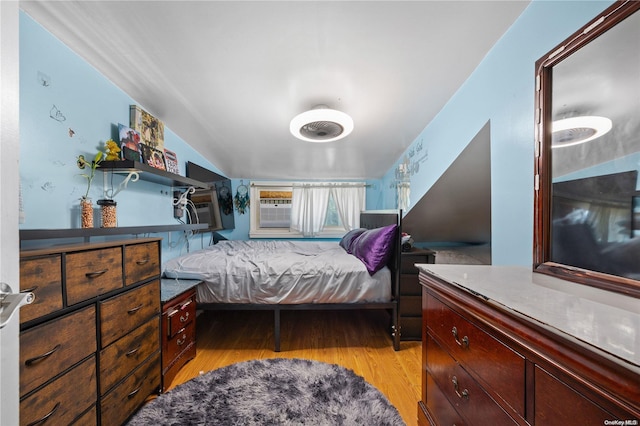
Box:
[534,0,640,298]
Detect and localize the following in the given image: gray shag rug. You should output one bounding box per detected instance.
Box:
[127,358,405,425]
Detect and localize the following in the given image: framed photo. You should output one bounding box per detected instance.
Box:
[130,105,164,151]
[140,143,166,171]
[118,123,142,162]
[164,149,180,175]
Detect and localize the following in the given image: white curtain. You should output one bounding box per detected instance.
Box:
[290,186,331,237]
[332,185,365,231]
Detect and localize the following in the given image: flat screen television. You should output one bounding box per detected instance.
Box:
[185,162,235,231]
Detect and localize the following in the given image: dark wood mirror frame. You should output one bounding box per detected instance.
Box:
[534,0,640,298]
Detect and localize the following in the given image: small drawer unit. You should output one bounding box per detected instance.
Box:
[399,248,435,340]
[161,284,198,391]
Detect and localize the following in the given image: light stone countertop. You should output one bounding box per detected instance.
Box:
[416,264,640,371]
[160,277,201,303]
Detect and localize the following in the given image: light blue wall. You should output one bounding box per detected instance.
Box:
[20,1,616,266]
[380,0,614,266]
[19,12,241,261]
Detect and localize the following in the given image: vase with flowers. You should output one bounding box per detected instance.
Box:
[76,151,104,228]
[94,139,122,228]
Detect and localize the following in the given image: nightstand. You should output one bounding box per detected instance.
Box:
[399,248,435,340]
[160,279,200,391]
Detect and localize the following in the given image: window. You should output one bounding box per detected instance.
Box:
[249,182,365,238]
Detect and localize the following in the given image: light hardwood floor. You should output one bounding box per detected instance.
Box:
[167,309,422,425]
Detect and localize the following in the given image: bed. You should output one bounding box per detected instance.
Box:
[162,210,402,351]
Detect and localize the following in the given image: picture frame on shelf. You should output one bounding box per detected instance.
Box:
[118,123,142,162]
[140,143,166,171]
[164,149,180,175]
[130,105,164,151]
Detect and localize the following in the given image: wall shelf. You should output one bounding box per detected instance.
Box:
[98,160,210,189]
[20,223,209,243]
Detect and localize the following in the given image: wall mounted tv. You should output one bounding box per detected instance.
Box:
[185,162,235,231]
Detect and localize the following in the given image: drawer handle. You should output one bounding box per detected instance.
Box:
[451,327,469,348]
[136,258,150,265]
[25,344,61,366]
[451,376,469,400]
[180,312,190,323]
[127,304,143,314]
[177,334,187,346]
[85,269,108,279]
[127,386,142,399]
[126,345,141,357]
[26,402,60,426]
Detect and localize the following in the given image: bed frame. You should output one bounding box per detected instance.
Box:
[197,210,402,352]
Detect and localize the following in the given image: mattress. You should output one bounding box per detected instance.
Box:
[162,240,392,304]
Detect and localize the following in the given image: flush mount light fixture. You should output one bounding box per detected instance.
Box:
[290,105,354,143]
[551,115,612,148]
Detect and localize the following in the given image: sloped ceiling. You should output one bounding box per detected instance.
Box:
[403,121,491,244]
[19,1,529,180]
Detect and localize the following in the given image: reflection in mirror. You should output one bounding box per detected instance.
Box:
[534,1,640,297]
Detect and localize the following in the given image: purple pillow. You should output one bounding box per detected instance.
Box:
[350,224,398,275]
[339,228,366,253]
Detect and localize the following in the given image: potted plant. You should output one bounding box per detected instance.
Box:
[76,151,104,228]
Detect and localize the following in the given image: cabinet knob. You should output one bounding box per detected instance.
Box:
[177,334,187,346]
[451,376,469,400]
[451,326,469,348]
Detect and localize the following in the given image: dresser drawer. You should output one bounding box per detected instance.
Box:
[100,317,160,395]
[20,306,96,397]
[399,295,421,316]
[125,242,160,286]
[20,356,96,426]
[100,352,160,426]
[425,370,466,426]
[399,316,422,340]
[19,255,63,324]
[426,293,525,417]
[534,365,615,425]
[426,335,516,425]
[400,274,422,296]
[100,280,160,347]
[66,247,123,305]
[163,320,196,368]
[166,292,196,338]
[162,341,196,391]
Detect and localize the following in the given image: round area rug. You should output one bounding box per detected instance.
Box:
[127,358,405,425]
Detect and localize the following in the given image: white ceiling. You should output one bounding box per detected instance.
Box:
[20,1,529,180]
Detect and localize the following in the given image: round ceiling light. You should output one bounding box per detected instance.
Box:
[551,116,612,148]
[290,105,354,143]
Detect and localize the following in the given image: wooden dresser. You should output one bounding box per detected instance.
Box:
[19,238,162,426]
[417,265,640,426]
[399,248,435,340]
[160,279,200,391]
